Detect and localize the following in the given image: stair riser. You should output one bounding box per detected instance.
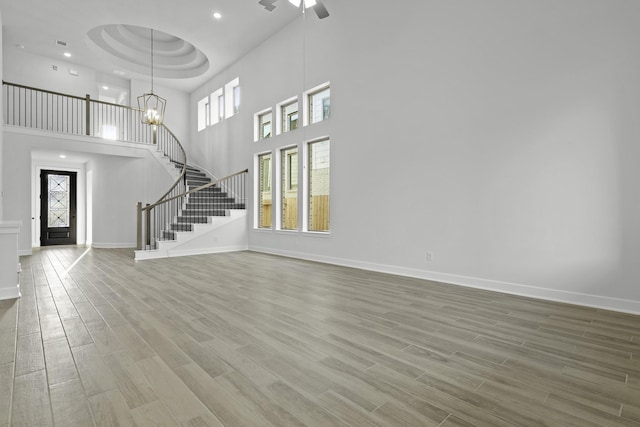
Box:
[186,188,222,194]
[182,203,245,211]
[186,198,234,204]
[178,209,227,219]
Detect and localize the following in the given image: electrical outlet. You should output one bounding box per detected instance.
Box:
[425,251,433,262]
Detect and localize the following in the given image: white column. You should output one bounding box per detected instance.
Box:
[0,221,22,300]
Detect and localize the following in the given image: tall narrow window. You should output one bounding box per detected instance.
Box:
[258,153,273,228]
[218,94,225,121]
[259,111,273,140]
[197,96,209,131]
[210,88,223,125]
[308,139,330,232]
[281,146,298,230]
[225,77,240,118]
[234,86,241,114]
[281,101,299,133]
[309,87,330,124]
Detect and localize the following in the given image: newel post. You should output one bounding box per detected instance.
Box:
[145,204,151,247]
[136,202,142,250]
[85,94,91,136]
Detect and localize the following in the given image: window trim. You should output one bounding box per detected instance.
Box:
[254,108,273,142]
[303,136,331,234]
[277,145,299,231]
[255,150,274,229]
[197,96,209,132]
[303,82,330,127]
[208,88,223,126]
[275,96,298,136]
[224,77,240,118]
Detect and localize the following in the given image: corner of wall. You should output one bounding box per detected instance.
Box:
[0,7,4,221]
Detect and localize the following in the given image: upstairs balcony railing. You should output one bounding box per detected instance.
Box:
[3,80,166,145]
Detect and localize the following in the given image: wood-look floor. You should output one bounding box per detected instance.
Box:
[0,247,639,426]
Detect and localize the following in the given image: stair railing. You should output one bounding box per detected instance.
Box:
[136,169,248,250]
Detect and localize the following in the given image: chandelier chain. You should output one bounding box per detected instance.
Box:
[150,28,154,94]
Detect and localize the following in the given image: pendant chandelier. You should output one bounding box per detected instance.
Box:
[137,28,166,126]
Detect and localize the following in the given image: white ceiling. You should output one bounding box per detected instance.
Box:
[0,0,301,92]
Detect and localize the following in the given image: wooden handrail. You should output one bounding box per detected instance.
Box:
[142,169,249,212]
[152,125,187,204]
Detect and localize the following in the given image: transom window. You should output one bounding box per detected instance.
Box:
[281,101,299,133]
[309,87,330,124]
[259,111,273,140]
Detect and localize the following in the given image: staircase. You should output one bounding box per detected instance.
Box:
[135,163,248,260]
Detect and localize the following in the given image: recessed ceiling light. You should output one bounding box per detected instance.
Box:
[212,11,222,19]
[63,52,71,57]
[59,154,67,159]
[113,70,125,76]
[102,86,109,90]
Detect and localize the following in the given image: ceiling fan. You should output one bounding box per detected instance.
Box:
[258,0,330,19]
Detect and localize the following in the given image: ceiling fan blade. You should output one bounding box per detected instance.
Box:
[313,1,329,19]
[258,0,278,11]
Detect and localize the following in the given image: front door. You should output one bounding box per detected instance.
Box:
[40,170,77,246]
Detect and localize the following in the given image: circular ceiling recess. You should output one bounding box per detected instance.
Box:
[87,24,209,79]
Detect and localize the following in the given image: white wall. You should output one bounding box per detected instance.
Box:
[0,9,4,221]
[3,47,99,98]
[87,153,172,248]
[2,129,173,251]
[190,1,640,312]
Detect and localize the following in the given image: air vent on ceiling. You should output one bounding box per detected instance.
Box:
[56,40,67,47]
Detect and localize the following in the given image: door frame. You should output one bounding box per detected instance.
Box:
[40,169,77,246]
[32,160,86,248]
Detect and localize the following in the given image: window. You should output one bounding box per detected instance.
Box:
[209,88,223,125]
[309,86,330,124]
[281,101,299,133]
[197,96,209,131]
[218,94,225,122]
[259,111,273,140]
[281,146,298,230]
[234,86,241,114]
[225,77,240,118]
[307,139,330,232]
[258,153,273,228]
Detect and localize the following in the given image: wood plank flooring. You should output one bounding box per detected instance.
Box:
[0,246,639,426]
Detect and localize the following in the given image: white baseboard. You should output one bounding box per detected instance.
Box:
[18,249,33,256]
[0,285,21,301]
[91,243,137,249]
[250,246,640,315]
[167,245,248,258]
